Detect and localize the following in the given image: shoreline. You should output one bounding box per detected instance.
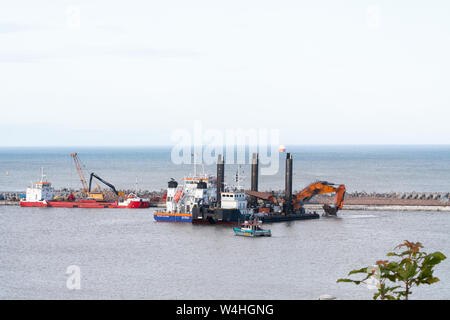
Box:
[2,189,449,211]
[2,200,450,212]
[304,204,450,212]
[0,201,19,206]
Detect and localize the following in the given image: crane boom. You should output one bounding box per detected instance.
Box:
[71,153,89,192]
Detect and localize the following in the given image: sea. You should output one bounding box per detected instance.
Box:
[0,145,449,299]
[1,145,450,193]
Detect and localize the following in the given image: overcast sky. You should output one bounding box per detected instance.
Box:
[1,0,449,146]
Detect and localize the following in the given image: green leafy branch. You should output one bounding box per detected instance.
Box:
[337,240,446,300]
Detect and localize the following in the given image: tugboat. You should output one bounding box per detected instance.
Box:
[117,193,151,208]
[233,218,271,237]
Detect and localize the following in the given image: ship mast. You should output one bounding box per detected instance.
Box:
[235,165,245,191]
[193,152,197,177]
[40,167,46,182]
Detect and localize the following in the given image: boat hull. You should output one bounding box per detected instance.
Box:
[20,199,150,209]
[153,212,192,222]
[192,219,236,225]
[118,200,151,208]
[20,201,48,207]
[233,227,272,237]
[191,207,244,224]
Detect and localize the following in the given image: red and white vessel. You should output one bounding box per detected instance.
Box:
[117,193,150,208]
[20,170,150,209]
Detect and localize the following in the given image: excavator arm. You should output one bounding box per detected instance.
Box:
[294,181,340,202]
[245,181,346,215]
[322,184,346,215]
[88,172,119,196]
[293,181,346,215]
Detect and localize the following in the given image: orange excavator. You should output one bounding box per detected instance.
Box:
[293,181,346,215]
[246,181,346,215]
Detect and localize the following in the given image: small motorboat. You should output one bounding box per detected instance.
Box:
[233,219,271,237]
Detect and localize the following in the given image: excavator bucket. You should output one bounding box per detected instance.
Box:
[323,204,338,216]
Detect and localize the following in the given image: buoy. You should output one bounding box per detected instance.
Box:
[5,171,8,176]
[278,144,286,152]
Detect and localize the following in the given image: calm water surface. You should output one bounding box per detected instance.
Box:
[1,145,450,192]
[1,146,449,299]
[1,207,448,299]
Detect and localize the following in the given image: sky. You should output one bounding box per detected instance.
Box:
[0,0,449,146]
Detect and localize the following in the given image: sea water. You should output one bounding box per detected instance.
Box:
[1,145,450,193]
[0,207,448,299]
[0,145,449,299]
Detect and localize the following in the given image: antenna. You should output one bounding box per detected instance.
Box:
[135,177,138,194]
[193,153,197,177]
[40,167,46,182]
[235,165,245,191]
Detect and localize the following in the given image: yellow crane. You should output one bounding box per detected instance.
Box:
[71,153,88,194]
[71,153,103,200]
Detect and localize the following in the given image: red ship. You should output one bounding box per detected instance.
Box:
[20,169,150,209]
[20,197,150,208]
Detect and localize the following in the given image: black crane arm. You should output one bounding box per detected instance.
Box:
[88,173,119,195]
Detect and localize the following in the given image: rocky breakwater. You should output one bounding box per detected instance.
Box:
[307,191,450,211]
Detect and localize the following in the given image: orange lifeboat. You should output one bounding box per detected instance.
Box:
[174,189,183,202]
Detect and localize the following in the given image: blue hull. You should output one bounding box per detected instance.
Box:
[153,213,192,222]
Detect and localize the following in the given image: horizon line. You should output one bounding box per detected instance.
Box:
[1,143,450,148]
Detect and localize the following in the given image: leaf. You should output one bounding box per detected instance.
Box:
[376,260,389,266]
[424,277,440,285]
[397,268,409,281]
[384,274,398,282]
[387,252,402,257]
[385,262,399,269]
[348,267,370,275]
[396,240,423,253]
[337,278,359,284]
[405,261,418,278]
[400,258,412,265]
[391,286,402,292]
[423,252,447,266]
[418,266,432,277]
